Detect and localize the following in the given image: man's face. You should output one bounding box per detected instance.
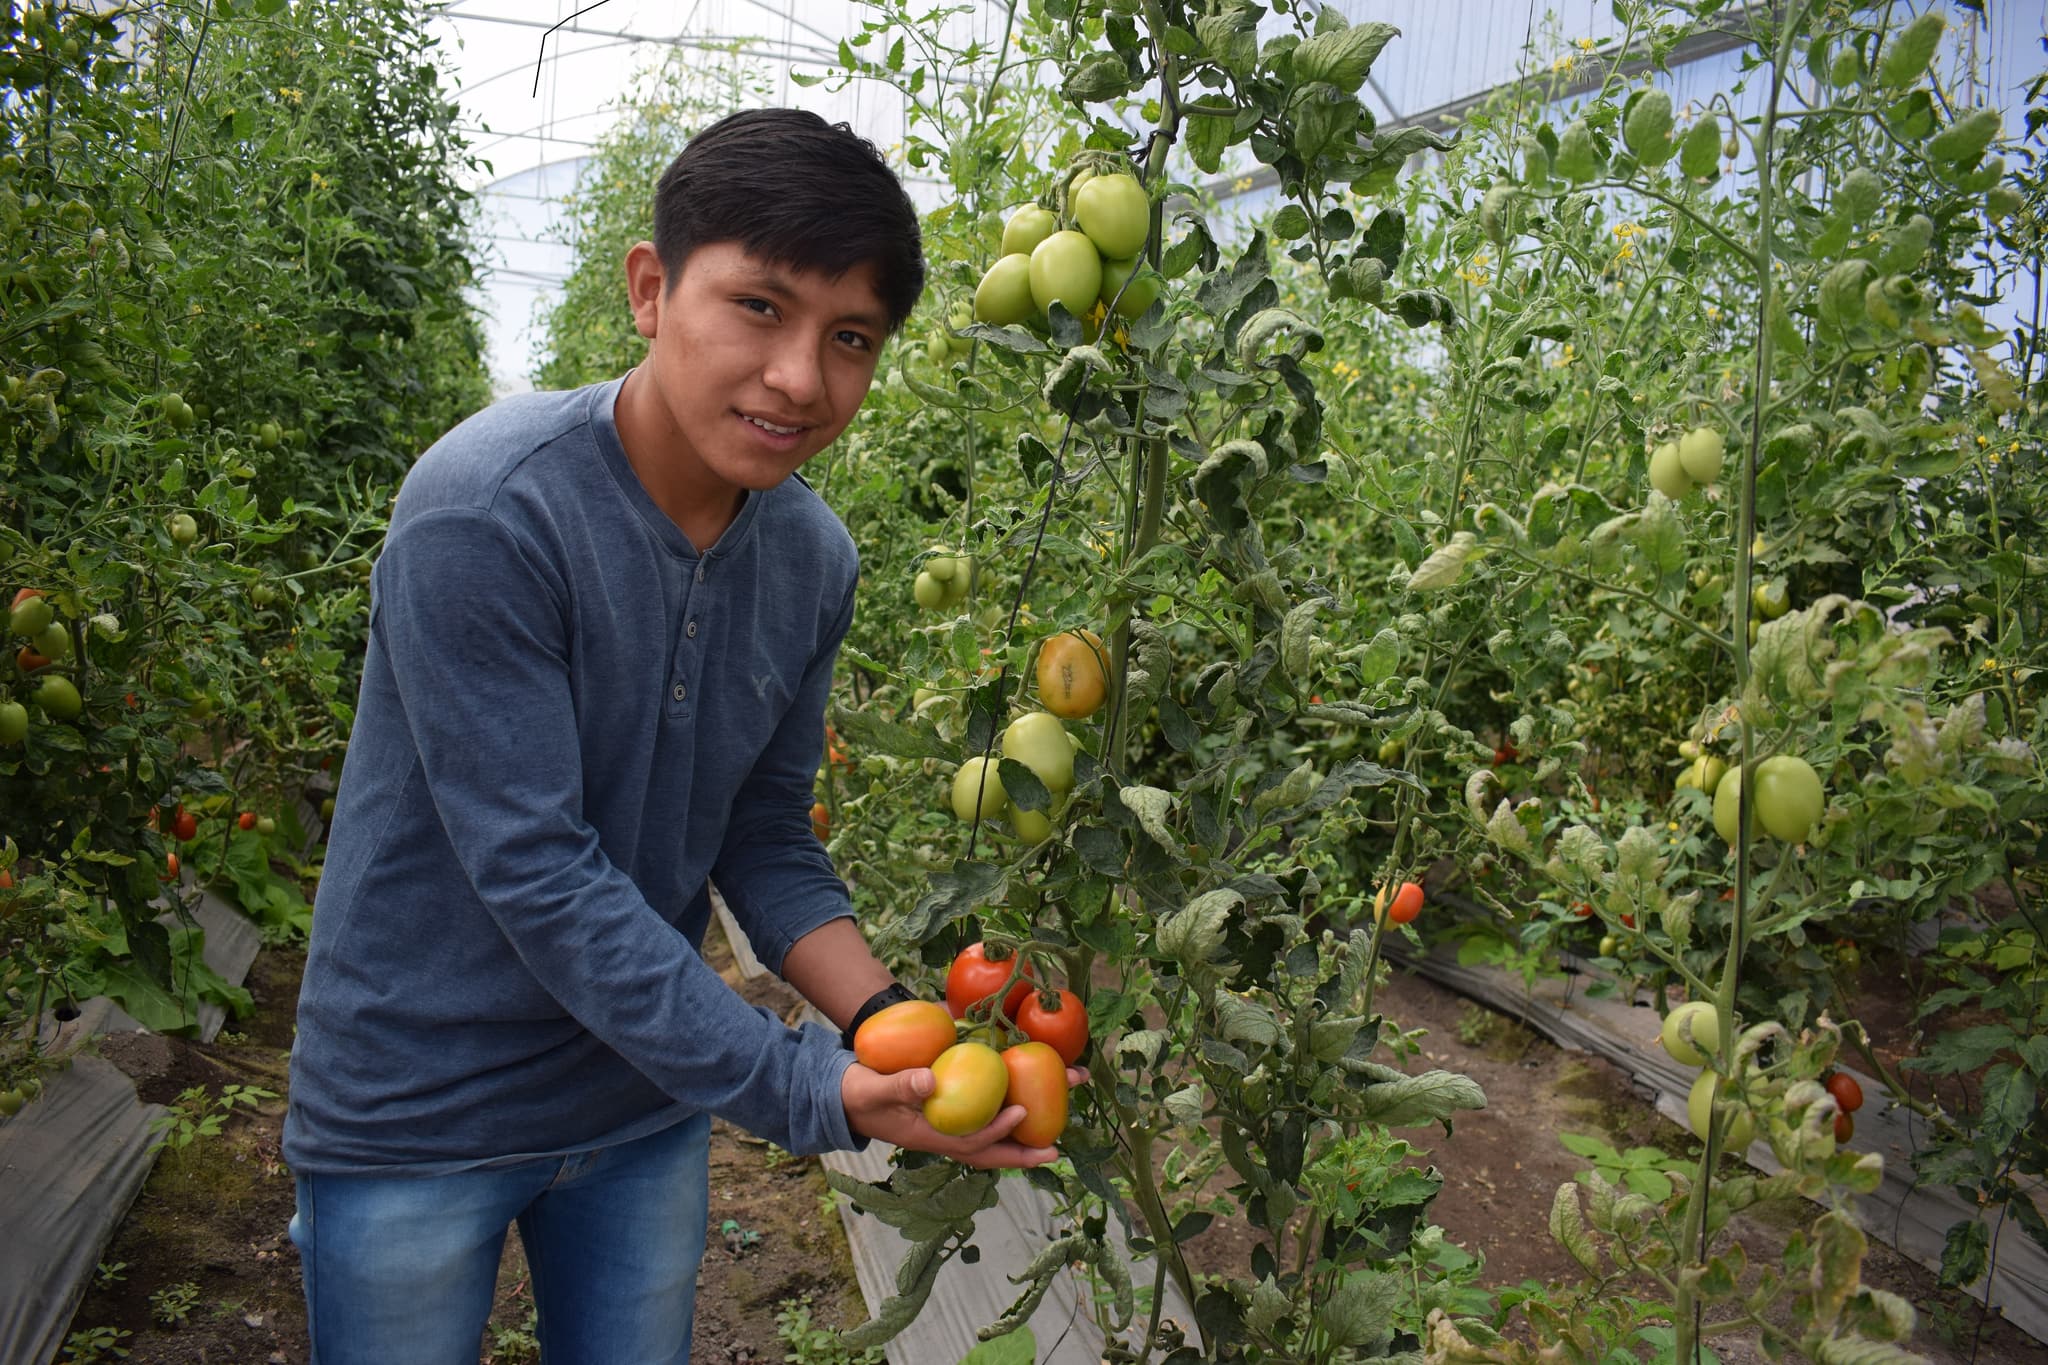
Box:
[626,240,888,496]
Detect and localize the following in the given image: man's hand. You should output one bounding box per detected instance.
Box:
[841,1061,1089,1170]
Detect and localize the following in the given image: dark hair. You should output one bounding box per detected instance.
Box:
[653,108,925,332]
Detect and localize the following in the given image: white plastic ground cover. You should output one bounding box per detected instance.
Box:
[1381,923,2048,1348]
[0,883,265,1364]
[712,891,1201,1363]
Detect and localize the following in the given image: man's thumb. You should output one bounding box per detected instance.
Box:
[900,1067,935,1101]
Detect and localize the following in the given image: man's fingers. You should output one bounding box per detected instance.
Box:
[895,1067,935,1101]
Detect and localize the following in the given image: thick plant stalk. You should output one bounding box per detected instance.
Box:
[1673,6,1809,1362]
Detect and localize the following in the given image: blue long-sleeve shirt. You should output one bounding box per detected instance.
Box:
[282,376,862,1174]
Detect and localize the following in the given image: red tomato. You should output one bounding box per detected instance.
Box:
[1825,1071,1864,1114]
[1388,881,1424,924]
[810,800,830,841]
[15,647,51,672]
[853,1000,956,1074]
[0,870,14,890]
[10,588,43,610]
[1834,1111,1854,1143]
[945,943,1036,1021]
[1016,988,1089,1065]
[1494,739,1519,765]
[171,809,198,842]
[237,811,257,831]
[1002,1041,1070,1148]
[162,851,180,881]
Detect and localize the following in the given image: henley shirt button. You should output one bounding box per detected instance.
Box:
[672,683,687,702]
[695,565,705,583]
[686,621,698,638]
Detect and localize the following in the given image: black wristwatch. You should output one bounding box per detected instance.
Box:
[840,983,918,1051]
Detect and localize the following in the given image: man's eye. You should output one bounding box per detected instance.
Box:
[837,330,874,351]
[739,298,775,316]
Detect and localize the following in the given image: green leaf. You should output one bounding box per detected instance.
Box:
[1406,531,1477,591]
[958,1328,1035,1365]
[1356,1068,1486,1126]
[829,703,958,763]
[1289,22,1399,92]
[1904,1023,2016,1074]
[1549,1183,1601,1274]
[1156,888,1240,965]
[1977,1063,2036,1150]
[1316,1269,1399,1346]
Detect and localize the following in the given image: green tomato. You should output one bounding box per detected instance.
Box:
[1000,205,1057,258]
[922,1041,1008,1135]
[1754,754,1824,842]
[1002,711,1075,794]
[950,755,1008,822]
[1072,173,1150,258]
[1675,753,1726,795]
[1712,765,1748,844]
[1660,1000,1720,1066]
[973,254,1036,326]
[925,331,951,364]
[1028,231,1104,319]
[0,1088,22,1117]
[32,622,68,661]
[9,596,52,638]
[1648,441,1693,500]
[256,816,276,836]
[32,674,81,720]
[1098,255,1161,319]
[1753,580,1790,620]
[1677,426,1725,484]
[0,700,27,745]
[1598,934,1619,957]
[1009,802,1054,842]
[1687,1069,1754,1151]
[168,513,199,546]
[913,571,948,609]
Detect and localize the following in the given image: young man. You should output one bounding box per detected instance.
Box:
[283,109,1073,1364]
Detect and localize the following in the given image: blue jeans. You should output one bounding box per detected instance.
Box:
[290,1113,711,1364]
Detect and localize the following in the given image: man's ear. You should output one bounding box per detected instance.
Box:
[624,241,665,340]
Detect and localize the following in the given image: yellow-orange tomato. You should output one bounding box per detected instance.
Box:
[1035,630,1109,720]
[1002,1041,1070,1147]
[810,801,830,841]
[853,1000,957,1074]
[923,1042,1009,1135]
[1373,881,1424,925]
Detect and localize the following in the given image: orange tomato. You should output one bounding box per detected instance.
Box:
[853,1000,957,1074]
[162,851,180,881]
[1002,1041,1069,1147]
[1375,881,1424,925]
[810,800,830,841]
[1035,629,1109,720]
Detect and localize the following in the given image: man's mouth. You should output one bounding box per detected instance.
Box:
[740,412,804,435]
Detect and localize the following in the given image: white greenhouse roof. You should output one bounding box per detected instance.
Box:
[426,1,2043,391]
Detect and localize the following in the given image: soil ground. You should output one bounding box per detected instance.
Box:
[50,932,2040,1363]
